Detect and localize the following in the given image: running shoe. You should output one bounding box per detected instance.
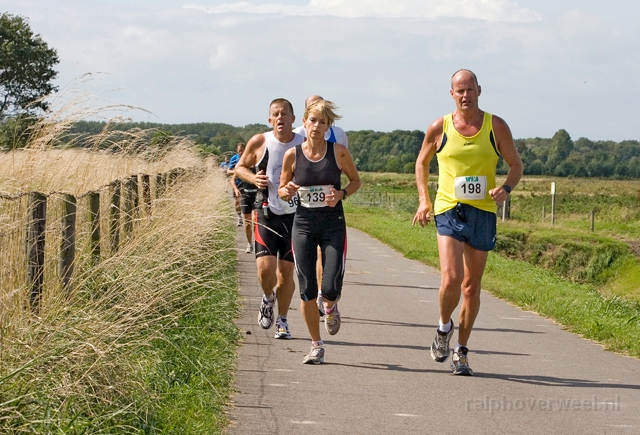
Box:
[317,293,325,317]
[430,321,454,363]
[274,317,291,339]
[302,343,325,365]
[451,346,474,376]
[245,243,253,254]
[324,304,341,335]
[258,293,275,329]
[237,216,243,226]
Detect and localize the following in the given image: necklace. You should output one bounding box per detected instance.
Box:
[455,110,483,125]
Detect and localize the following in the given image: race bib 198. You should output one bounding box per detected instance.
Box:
[454,176,487,200]
[298,185,333,208]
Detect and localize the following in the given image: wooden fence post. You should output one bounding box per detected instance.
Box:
[89,192,101,262]
[501,196,511,221]
[26,192,47,312]
[168,167,185,187]
[122,177,138,234]
[130,174,139,211]
[60,194,76,291]
[141,174,151,215]
[155,173,165,199]
[110,180,121,253]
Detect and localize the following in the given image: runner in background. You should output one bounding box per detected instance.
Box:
[235,99,304,340]
[231,146,257,253]
[228,142,245,226]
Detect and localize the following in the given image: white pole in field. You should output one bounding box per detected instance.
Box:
[551,182,556,226]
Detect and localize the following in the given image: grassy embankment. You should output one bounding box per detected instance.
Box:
[344,172,640,358]
[0,117,240,433]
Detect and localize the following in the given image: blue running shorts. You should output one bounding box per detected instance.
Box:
[435,203,497,251]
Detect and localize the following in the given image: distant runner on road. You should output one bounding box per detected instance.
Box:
[413,69,523,375]
[230,142,258,253]
[229,142,248,228]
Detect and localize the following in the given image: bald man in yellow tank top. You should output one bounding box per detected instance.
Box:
[413,69,524,376]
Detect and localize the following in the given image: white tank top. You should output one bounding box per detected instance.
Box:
[256,131,304,215]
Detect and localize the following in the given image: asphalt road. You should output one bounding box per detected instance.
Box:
[226,226,640,435]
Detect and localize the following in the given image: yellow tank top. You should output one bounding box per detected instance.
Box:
[434,112,501,215]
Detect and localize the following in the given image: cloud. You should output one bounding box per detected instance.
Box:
[12,0,640,140]
[184,0,542,22]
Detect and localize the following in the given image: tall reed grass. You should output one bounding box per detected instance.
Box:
[0,102,240,432]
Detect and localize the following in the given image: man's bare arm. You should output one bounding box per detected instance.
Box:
[412,118,443,227]
[489,115,523,203]
[235,133,268,190]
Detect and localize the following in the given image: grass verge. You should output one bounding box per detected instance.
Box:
[0,168,241,434]
[345,205,640,359]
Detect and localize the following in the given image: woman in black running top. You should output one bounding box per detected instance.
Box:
[279,99,361,364]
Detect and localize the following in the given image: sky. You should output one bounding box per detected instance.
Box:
[3,0,640,141]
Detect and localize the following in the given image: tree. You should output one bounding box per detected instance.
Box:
[0,13,59,120]
[546,129,573,173]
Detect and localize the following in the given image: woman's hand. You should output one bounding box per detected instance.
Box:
[279,180,300,201]
[326,188,343,208]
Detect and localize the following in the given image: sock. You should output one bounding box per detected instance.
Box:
[277,315,287,322]
[438,319,452,333]
[265,292,275,302]
[312,340,324,347]
[454,343,467,353]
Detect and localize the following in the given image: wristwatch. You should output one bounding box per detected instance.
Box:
[502,185,512,194]
[341,189,348,200]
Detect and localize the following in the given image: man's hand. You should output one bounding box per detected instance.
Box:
[489,186,510,204]
[253,170,268,190]
[413,203,432,227]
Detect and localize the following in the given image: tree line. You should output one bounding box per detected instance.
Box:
[69,122,640,179]
[69,121,270,157]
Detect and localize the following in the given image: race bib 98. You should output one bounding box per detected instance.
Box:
[278,194,299,213]
[454,176,487,200]
[298,185,333,208]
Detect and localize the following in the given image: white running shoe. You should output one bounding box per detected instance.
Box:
[245,243,253,254]
[324,304,341,335]
[258,294,275,329]
[431,321,454,363]
[274,317,291,339]
[302,343,325,364]
[451,346,474,376]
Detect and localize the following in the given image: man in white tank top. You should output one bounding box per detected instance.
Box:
[293,95,348,148]
[236,98,304,340]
